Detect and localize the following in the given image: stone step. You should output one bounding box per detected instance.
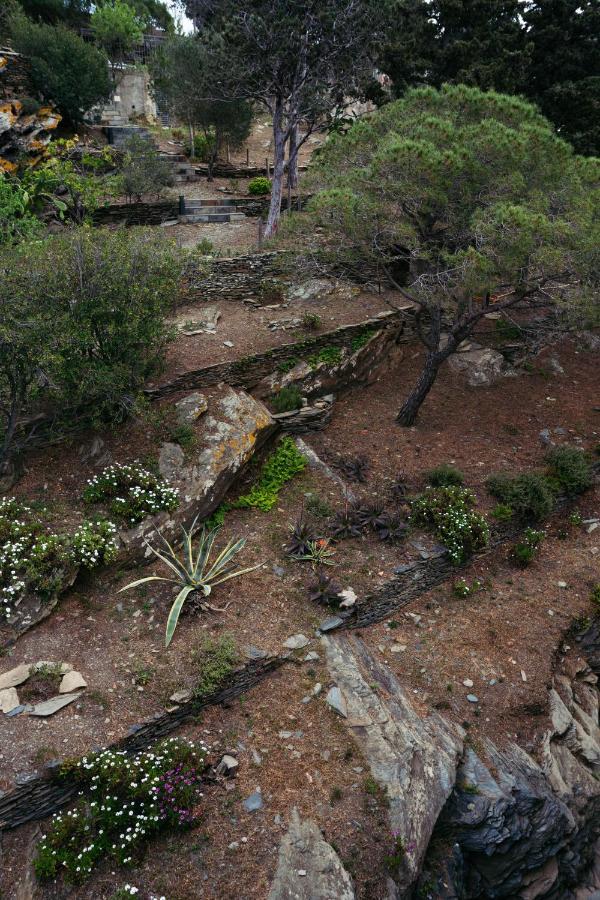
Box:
[183,198,238,208]
[178,212,246,223]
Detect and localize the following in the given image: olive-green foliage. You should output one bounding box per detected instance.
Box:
[10,13,111,126]
[0,176,43,245]
[426,464,464,487]
[513,527,545,567]
[545,446,593,496]
[270,386,303,413]
[91,0,144,57]
[248,176,272,196]
[233,437,306,512]
[411,485,489,565]
[118,134,174,202]
[486,472,555,522]
[0,229,182,470]
[308,346,342,369]
[350,328,376,353]
[192,634,238,698]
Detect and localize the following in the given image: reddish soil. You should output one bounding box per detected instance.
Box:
[0,291,598,898]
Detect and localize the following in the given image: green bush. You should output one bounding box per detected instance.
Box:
[34,738,206,883]
[10,15,111,126]
[545,446,593,496]
[270,386,303,413]
[0,175,44,245]
[513,528,545,566]
[184,132,216,162]
[119,134,174,202]
[83,462,179,525]
[411,485,489,565]
[426,464,464,487]
[248,176,272,196]
[308,346,343,368]
[0,229,182,472]
[591,584,600,611]
[486,472,555,522]
[192,634,238,698]
[491,503,514,521]
[233,437,306,512]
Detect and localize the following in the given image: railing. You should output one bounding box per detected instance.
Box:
[78,28,165,66]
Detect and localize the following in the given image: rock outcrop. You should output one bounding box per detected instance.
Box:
[448,343,515,387]
[323,634,464,897]
[419,623,600,899]
[268,807,355,900]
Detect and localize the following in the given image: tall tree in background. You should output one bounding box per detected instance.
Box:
[287,85,598,425]
[523,0,600,155]
[188,0,391,237]
[382,0,529,97]
[149,34,253,179]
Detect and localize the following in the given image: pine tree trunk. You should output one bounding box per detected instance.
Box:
[288,125,298,189]
[264,98,285,239]
[396,351,444,426]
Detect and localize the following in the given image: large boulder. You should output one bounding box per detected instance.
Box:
[448,346,515,387]
[117,386,275,563]
[322,634,464,897]
[268,807,355,900]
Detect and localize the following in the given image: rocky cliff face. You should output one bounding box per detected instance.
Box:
[0,51,60,173]
[419,622,600,899]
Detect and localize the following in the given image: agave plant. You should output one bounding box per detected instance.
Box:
[285,513,319,558]
[119,520,260,647]
[328,503,363,540]
[332,454,369,483]
[307,571,342,606]
[297,538,336,567]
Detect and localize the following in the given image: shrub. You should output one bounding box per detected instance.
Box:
[248,176,271,196]
[426,464,464,487]
[0,175,43,245]
[591,585,600,611]
[308,346,343,369]
[184,132,216,162]
[233,437,306,512]
[119,135,174,203]
[271,386,303,413]
[34,738,206,883]
[486,472,555,522]
[258,277,285,303]
[192,634,238,698]
[491,503,514,521]
[302,312,321,331]
[411,486,489,565]
[84,462,179,526]
[513,528,545,566]
[545,446,593,496]
[10,15,111,126]
[0,229,182,473]
[0,498,117,621]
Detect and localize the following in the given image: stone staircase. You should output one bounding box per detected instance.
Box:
[160,151,196,184]
[178,198,246,224]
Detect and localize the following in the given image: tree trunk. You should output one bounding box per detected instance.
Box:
[288,125,298,189]
[264,97,286,239]
[396,351,445,426]
[188,121,195,161]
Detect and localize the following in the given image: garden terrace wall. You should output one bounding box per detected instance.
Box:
[91,200,179,226]
[0,49,32,100]
[146,310,415,399]
[183,250,289,303]
[0,654,287,830]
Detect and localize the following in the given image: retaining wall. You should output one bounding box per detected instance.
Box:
[0,654,287,830]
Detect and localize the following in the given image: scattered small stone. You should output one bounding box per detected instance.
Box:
[557,581,567,588]
[539,428,553,447]
[521,670,527,682]
[319,616,343,633]
[216,754,239,777]
[59,671,87,694]
[245,645,269,660]
[466,694,479,703]
[405,612,422,626]
[326,686,347,718]
[229,841,240,850]
[223,340,234,348]
[243,790,263,812]
[390,644,407,653]
[338,588,357,609]
[298,870,307,877]
[489,679,497,686]
[251,750,262,766]
[304,651,319,662]
[279,731,293,739]
[548,610,555,616]
[0,687,20,714]
[272,565,285,578]
[587,523,599,534]
[283,634,309,650]
[169,689,192,704]
[463,679,474,688]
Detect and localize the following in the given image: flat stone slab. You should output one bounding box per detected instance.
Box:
[268,808,355,899]
[29,692,81,717]
[323,634,464,896]
[0,664,31,690]
[59,671,87,693]
[0,687,20,714]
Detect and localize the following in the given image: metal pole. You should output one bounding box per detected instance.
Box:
[246,148,250,167]
[178,194,185,216]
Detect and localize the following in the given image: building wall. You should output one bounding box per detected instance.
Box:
[113,67,157,122]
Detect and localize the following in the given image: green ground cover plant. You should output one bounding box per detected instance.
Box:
[411,486,489,565]
[83,462,179,526]
[233,437,306,512]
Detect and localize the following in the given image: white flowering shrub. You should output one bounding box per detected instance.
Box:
[83,462,179,526]
[70,520,119,568]
[0,498,120,621]
[411,486,489,565]
[34,737,207,883]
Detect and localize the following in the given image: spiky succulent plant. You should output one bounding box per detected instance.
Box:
[332,454,369,483]
[328,504,363,540]
[307,571,343,606]
[374,512,409,542]
[285,514,320,558]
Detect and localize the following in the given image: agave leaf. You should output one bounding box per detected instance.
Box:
[203,538,247,582]
[147,542,189,580]
[165,584,196,647]
[210,562,261,587]
[118,575,175,593]
[194,527,218,579]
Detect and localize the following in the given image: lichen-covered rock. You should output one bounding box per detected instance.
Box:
[0,97,61,173]
[118,386,275,563]
[268,807,355,900]
[448,347,515,387]
[323,634,464,897]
